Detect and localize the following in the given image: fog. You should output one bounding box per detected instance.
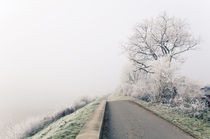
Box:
[0,0,210,133]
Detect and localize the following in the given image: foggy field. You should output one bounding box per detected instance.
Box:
[0,0,210,139]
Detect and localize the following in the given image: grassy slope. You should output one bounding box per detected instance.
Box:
[109,96,210,139]
[28,100,100,139]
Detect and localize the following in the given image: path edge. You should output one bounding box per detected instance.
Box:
[76,100,107,139]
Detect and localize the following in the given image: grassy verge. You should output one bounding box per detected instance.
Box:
[109,96,210,139]
[27,100,100,139]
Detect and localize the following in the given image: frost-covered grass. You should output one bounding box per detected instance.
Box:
[27,100,100,139]
[109,96,210,139]
[3,97,95,139]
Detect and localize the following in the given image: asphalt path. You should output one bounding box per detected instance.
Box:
[102,100,194,139]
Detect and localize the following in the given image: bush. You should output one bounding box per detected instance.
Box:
[117,58,208,120]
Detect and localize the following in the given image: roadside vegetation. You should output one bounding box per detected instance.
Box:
[116,12,210,139]
[5,97,97,139]
[27,100,100,139]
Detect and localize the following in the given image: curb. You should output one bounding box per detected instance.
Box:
[76,100,107,139]
[128,100,198,139]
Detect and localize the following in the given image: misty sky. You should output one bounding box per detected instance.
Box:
[0,0,210,129]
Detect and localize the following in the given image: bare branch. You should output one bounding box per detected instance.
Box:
[172,43,197,56]
[124,13,199,74]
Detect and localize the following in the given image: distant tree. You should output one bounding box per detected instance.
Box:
[124,13,199,73]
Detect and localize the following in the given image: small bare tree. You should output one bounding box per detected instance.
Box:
[124,13,199,73]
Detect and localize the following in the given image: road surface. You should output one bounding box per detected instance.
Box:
[102,100,193,139]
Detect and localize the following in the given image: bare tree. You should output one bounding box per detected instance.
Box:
[124,13,199,73]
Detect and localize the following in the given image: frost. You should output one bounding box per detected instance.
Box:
[3,97,96,139]
[117,57,208,120]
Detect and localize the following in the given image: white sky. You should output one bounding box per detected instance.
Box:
[0,0,210,127]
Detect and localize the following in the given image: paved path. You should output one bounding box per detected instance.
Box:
[102,100,193,139]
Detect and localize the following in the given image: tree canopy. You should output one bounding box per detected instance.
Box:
[125,13,199,73]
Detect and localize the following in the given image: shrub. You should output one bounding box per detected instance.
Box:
[117,58,208,120]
